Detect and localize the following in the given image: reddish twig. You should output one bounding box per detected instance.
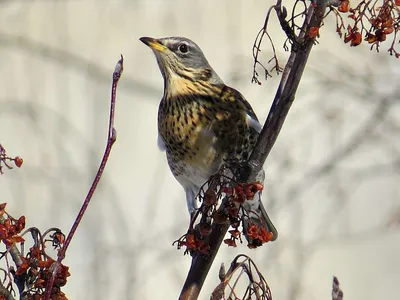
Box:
[43,55,124,300]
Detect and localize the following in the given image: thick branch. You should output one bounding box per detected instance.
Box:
[179,222,230,300]
[179,1,328,300]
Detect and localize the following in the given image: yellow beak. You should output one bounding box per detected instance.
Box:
[140,37,167,52]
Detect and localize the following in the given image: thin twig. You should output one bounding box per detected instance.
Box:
[43,55,123,300]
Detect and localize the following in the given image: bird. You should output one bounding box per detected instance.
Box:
[140,36,277,242]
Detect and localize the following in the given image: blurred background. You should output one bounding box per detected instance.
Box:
[0,0,399,299]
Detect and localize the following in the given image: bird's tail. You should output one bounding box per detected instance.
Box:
[259,201,278,240]
[242,196,278,246]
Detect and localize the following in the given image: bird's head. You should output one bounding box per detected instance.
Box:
[140,36,223,88]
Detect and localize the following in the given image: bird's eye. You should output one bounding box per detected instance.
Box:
[178,43,189,53]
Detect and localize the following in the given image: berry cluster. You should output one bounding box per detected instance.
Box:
[334,0,400,56]
[173,174,274,255]
[0,203,69,299]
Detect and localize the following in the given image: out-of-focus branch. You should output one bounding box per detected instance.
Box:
[43,56,124,300]
[332,276,343,300]
[275,95,392,213]
[0,33,158,98]
[178,1,329,300]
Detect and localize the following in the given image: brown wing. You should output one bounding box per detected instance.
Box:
[208,84,261,161]
[218,85,261,132]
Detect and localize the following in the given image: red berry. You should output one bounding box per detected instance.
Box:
[14,156,23,168]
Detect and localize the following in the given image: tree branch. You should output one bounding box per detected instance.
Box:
[178,1,328,299]
[43,55,123,300]
[248,0,328,177]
